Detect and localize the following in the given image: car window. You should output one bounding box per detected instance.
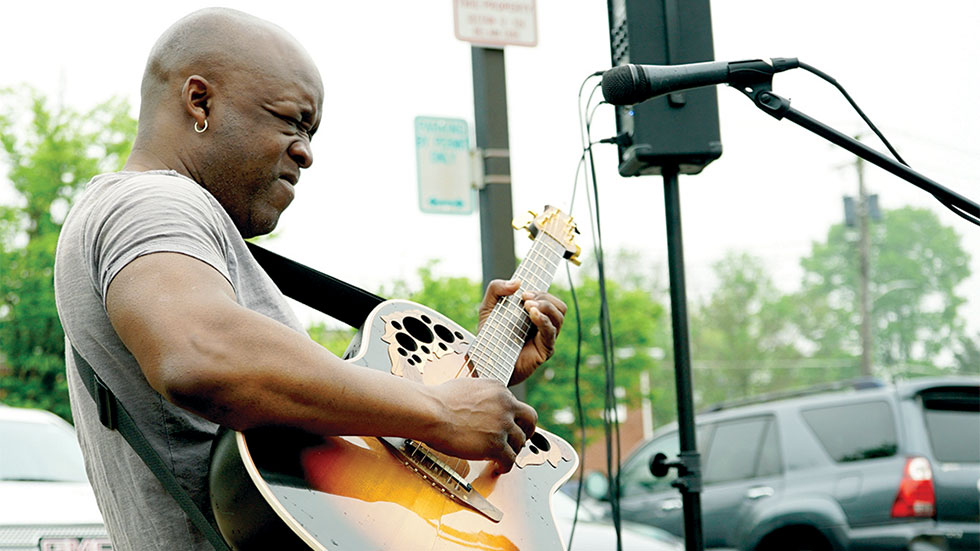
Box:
[801,400,897,462]
[0,419,88,482]
[621,432,679,497]
[756,420,781,477]
[702,416,778,484]
[920,388,980,463]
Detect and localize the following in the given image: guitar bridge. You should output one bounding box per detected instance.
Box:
[380,437,503,523]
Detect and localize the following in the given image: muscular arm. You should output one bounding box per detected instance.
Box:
[106,252,535,470]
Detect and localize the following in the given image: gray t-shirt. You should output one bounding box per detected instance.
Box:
[54,170,306,551]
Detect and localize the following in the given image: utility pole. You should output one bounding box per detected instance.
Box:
[470,45,521,399]
[471,46,515,289]
[856,154,873,377]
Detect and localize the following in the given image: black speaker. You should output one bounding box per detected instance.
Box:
[607,0,722,176]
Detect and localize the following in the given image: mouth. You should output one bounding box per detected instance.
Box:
[276,177,296,205]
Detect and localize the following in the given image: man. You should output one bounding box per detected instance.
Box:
[53,8,565,550]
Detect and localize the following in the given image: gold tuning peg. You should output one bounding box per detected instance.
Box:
[511,211,535,231]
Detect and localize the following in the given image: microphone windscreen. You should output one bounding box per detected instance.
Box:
[601,65,647,106]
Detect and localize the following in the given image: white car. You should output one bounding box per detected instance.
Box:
[0,404,112,551]
[553,487,684,551]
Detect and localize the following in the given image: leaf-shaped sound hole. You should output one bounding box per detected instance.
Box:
[403,316,434,343]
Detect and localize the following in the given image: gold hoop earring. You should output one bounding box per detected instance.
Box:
[194,119,208,133]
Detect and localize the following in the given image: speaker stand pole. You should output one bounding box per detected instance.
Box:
[662,166,705,551]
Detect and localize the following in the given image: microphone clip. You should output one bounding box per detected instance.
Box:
[729,58,798,120]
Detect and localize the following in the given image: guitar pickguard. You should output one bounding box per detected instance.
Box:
[377,307,472,383]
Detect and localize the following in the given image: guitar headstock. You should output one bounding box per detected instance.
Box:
[513,205,581,266]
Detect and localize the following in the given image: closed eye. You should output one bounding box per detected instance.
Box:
[274,112,311,138]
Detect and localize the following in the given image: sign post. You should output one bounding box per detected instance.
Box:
[453,0,537,398]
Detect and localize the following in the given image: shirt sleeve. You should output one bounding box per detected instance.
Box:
[89,172,234,305]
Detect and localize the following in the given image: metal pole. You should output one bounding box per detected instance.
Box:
[663,167,704,551]
[856,155,873,377]
[471,46,521,397]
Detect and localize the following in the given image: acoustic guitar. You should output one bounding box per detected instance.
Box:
[210,206,581,550]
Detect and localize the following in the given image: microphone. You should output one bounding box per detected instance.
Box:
[601,58,799,106]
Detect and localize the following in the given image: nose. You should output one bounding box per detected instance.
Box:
[288,137,313,169]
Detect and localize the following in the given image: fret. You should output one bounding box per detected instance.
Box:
[470,228,569,384]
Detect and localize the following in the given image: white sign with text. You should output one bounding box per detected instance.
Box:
[415,116,474,215]
[453,0,538,48]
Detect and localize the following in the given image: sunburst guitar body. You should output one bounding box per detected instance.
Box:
[210,206,581,550]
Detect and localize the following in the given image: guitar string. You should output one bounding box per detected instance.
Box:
[469,233,564,384]
[441,231,568,478]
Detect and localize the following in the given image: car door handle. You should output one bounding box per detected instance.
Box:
[746,486,774,500]
[660,498,683,511]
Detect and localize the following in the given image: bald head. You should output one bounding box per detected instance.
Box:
[127,8,324,237]
[138,8,321,130]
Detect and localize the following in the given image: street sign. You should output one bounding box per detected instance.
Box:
[453,0,538,48]
[414,116,474,215]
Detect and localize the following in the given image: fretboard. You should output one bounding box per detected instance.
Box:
[468,232,566,384]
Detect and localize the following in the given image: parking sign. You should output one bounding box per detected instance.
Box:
[414,116,474,215]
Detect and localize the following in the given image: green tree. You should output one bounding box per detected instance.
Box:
[0,88,136,420]
[306,321,358,357]
[795,206,971,377]
[527,271,670,447]
[953,331,980,376]
[689,251,805,406]
[381,261,485,333]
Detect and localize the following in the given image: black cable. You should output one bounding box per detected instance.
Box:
[798,60,980,228]
[566,262,586,550]
[936,195,980,227]
[566,73,602,550]
[573,71,624,550]
[583,92,624,551]
[798,60,908,166]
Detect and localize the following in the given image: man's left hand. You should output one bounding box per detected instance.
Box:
[478,279,567,386]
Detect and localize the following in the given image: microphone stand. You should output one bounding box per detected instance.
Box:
[645,68,979,551]
[732,73,980,220]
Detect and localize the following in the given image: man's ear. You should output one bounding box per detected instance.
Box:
[181,75,212,129]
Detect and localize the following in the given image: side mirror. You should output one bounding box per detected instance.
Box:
[583,471,610,501]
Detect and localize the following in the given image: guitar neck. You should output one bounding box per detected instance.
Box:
[468,232,566,384]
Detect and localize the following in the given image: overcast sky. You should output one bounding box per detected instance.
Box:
[2,1,978,346]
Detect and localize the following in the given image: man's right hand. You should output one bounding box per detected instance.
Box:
[422,378,537,473]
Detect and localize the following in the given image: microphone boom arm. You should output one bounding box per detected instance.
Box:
[734,81,980,223]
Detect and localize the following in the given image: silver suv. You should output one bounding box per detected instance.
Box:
[594,377,979,551]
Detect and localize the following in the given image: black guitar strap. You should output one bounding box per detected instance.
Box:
[71,345,232,551]
[71,244,383,550]
[246,242,385,328]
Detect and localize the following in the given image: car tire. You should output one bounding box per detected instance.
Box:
[756,526,833,551]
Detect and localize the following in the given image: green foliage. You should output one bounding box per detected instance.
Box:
[0,87,136,420]
[306,321,358,357]
[953,331,980,376]
[379,260,484,333]
[526,274,670,446]
[795,207,970,377]
[690,252,807,406]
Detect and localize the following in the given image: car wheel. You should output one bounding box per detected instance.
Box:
[757,526,833,551]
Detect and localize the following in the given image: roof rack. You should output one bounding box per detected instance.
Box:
[701,376,886,413]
